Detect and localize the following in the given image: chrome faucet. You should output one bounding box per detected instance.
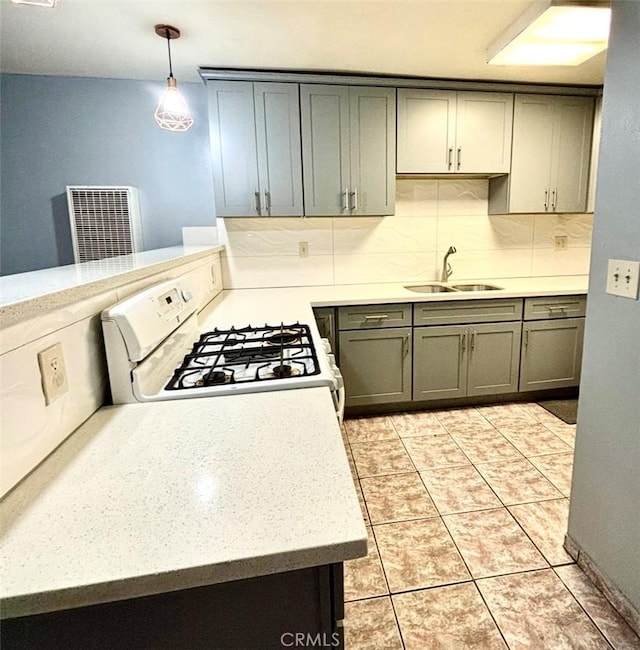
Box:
[441,246,457,282]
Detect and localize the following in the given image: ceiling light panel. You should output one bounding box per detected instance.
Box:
[488,2,611,66]
[10,0,57,7]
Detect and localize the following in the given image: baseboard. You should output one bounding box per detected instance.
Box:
[564,534,640,635]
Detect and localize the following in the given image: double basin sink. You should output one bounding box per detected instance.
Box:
[405,283,503,293]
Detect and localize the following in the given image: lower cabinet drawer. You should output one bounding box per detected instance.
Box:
[338,304,411,330]
[414,298,523,326]
[523,295,586,320]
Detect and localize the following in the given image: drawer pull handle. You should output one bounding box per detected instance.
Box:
[364,314,389,321]
[548,305,569,313]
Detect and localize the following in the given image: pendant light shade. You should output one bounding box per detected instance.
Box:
[154,24,194,132]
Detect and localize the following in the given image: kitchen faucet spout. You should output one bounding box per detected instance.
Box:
[441,246,457,282]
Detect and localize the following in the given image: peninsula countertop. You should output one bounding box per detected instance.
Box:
[0,388,366,619]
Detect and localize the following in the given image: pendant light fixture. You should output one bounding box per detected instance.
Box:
[154,24,194,132]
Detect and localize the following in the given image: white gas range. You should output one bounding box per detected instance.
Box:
[101,278,345,420]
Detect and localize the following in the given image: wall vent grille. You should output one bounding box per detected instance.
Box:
[66,186,142,263]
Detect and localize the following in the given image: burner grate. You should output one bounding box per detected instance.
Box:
[165,323,320,391]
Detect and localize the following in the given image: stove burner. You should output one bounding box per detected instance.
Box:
[264,330,301,346]
[272,364,297,378]
[203,370,230,386]
[165,322,319,392]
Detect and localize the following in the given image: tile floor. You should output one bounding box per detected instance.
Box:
[341,402,640,650]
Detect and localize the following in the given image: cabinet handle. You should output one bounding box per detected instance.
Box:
[544,190,548,211]
[461,332,467,352]
[403,332,410,358]
[350,189,359,212]
[548,305,568,313]
[264,191,271,215]
[457,147,462,170]
[448,147,453,170]
[342,188,349,212]
[551,189,557,211]
[364,314,389,321]
[524,329,529,348]
[470,330,476,350]
[254,191,261,215]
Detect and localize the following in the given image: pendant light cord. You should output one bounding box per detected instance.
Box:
[165,27,174,79]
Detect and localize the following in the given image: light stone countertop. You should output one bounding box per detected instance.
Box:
[0,245,224,326]
[197,275,590,330]
[0,388,366,619]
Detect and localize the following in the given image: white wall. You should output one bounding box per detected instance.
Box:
[218,178,592,288]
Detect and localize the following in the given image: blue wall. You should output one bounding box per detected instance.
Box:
[0,74,215,275]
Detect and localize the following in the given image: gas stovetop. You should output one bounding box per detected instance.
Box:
[165,323,321,392]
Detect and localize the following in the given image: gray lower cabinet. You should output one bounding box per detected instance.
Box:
[339,327,412,406]
[300,84,396,216]
[207,80,303,217]
[520,318,585,391]
[413,322,522,401]
[313,307,337,352]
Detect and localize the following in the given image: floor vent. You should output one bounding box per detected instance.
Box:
[66,186,143,263]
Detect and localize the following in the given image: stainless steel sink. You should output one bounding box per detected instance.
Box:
[404,284,457,293]
[449,283,504,291]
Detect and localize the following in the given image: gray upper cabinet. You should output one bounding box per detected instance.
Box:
[397,89,514,174]
[300,84,396,216]
[207,81,303,217]
[489,94,594,214]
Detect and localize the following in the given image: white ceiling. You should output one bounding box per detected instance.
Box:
[0,0,606,86]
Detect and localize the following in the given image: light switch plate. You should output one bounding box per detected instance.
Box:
[606,259,640,299]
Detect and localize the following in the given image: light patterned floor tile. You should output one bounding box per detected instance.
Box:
[344,527,388,601]
[360,472,438,524]
[373,517,471,592]
[477,569,610,649]
[477,403,539,429]
[443,508,548,578]
[344,416,398,443]
[434,407,496,434]
[420,465,502,515]
[392,583,507,649]
[529,452,574,497]
[497,422,572,457]
[344,596,403,650]
[475,458,563,505]
[508,498,573,566]
[350,439,415,478]
[401,434,470,470]
[555,564,640,650]
[449,429,523,464]
[390,411,448,437]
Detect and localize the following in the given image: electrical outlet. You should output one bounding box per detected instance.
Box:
[606,259,640,299]
[299,241,309,257]
[38,343,69,405]
[554,235,568,250]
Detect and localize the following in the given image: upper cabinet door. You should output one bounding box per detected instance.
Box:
[207,81,260,217]
[506,94,556,213]
[550,96,594,213]
[349,86,396,215]
[489,93,594,214]
[300,84,350,216]
[455,92,514,174]
[397,89,456,173]
[254,83,304,217]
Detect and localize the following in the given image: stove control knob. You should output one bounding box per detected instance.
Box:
[181,289,194,302]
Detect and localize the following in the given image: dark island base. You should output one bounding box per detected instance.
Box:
[2,563,344,650]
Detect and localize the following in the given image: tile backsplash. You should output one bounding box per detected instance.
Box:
[218,178,593,289]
